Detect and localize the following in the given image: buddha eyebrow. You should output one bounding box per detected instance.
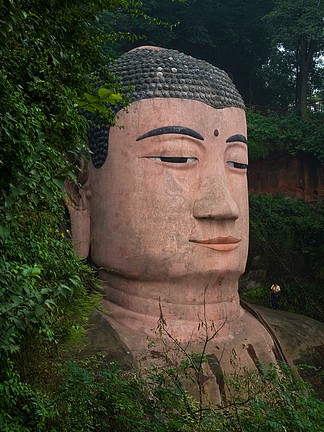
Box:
[136,126,204,142]
[226,134,247,144]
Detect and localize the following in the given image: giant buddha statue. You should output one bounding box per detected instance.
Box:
[66,47,324,398]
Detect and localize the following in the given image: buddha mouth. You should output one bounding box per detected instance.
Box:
[189,236,241,251]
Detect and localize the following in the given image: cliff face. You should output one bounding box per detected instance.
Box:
[248,153,324,202]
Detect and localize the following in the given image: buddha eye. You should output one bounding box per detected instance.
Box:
[227,161,248,169]
[146,156,197,164]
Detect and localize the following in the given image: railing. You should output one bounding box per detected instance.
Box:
[246,105,290,116]
[246,99,324,116]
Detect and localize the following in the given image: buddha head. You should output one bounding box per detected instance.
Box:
[68,46,249,338]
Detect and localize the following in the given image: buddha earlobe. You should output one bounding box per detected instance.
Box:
[64,173,91,259]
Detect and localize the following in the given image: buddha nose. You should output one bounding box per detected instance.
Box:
[193,175,239,221]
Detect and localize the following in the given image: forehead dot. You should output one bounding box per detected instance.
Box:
[214,129,219,137]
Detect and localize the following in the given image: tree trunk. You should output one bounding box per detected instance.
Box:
[295,47,301,110]
[298,37,316,118]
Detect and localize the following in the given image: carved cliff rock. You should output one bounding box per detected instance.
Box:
[248,153,324,202]
[66,47,324,403]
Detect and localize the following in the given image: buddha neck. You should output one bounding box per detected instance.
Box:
[98,269,244,342]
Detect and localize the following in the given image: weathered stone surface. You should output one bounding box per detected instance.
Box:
[248,153,324,202]
[248,304,324,369]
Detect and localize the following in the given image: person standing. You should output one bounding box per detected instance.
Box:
[271,283,281,310]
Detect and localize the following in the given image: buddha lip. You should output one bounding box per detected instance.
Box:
[190,236,241,245]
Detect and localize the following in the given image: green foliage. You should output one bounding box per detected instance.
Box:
[7,357,321,432]
[26,359,194,432]
[219,362,324,432]
[295,347,324,402]
[0,0,142,427]
[104,0,275,104]
[247,110,324,162]
[264,0,324,116]
[259,47,295,108]
[75,87,123,114]
[241,285,271,308]
[0,197,99,427]
[246,194,324,320]
[51,361,150,432]
[104,0,324,109]
[0,356,56,432]
[2,211,97,338]
[265,0,324,48]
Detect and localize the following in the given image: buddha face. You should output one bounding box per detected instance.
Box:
[89,97,249,282]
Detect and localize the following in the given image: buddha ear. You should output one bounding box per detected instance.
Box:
[64,162,91,259]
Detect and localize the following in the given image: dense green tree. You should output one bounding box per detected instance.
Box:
[246,110,324,162]
[104,0,275,104]
[259,47,297,109]
[105,0,324,111]
[265,0,324,117]
[0,0,137,428]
